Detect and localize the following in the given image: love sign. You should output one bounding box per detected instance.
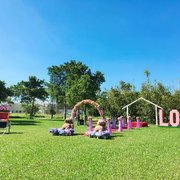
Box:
[159,109,180,127]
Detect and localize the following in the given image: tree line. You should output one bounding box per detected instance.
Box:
[0,60,180,123]
[0,60,104,119]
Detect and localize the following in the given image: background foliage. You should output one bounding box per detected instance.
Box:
[1,62,180,123]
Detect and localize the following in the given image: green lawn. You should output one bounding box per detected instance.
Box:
[0,116,180,180]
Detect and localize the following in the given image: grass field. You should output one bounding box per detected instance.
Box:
[0,115,180,180]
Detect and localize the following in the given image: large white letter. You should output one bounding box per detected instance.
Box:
[159,109,169,126]
[169,110,180,127]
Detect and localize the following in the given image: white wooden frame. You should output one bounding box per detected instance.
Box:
[122,97,163,125]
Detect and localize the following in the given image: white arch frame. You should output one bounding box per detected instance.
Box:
[122,97,163,125]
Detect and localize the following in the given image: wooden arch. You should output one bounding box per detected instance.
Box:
[71,99,104,119]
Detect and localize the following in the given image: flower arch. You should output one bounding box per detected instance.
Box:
[71,99,104,119]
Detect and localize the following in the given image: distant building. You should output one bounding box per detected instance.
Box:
[11,103,48,114]
[10,102,73,115]
[38,103,48,114]
[11,103,24,113]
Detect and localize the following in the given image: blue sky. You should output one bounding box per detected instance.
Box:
[0,0,180,90]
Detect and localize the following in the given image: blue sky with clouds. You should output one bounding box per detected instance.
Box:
[0,0,180,90]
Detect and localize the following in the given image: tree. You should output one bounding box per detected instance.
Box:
[96,69,180,124]
[101,81,138,118]
[11,76,48,118]
[48,60,105,119]
[48,63,70,119]
[46,103,56,119]
[140,77,171,123]
[95,91,110,116]
[144,69,150,80]
[0,80,12,103]
[171,90,180,110]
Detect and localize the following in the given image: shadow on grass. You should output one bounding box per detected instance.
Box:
[49,133,124,140]
[109,133,124,140]
[81,132,124,140]
[0,132,24,135]
[87,135,123,141]
[158,126,180,128]
[53,133,85,136]
[49,119,65,122]
[73,133,84,136]
[11,120,41,126]
[9,132,24,134]
[9,115,26,119]
[111,133,124,137]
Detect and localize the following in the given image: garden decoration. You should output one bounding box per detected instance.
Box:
[71,99,104,120]
[111,118,117,129]
[107,118,112,133]
[105,115,147,133]
[49,118,74,136]
[122,117,125,128]
[87,117,93,132]
[118,116,124,132]
[127,116,132,129]
[114,115,148,131]
[89,119,111,139]
[49,99,104,137]
[159,109,180,127]
[136,117,141,128]
[131,119,148,128]
[84,116,94,136]
[122,97,162,126]
[112,115,146,132]
[49,128,74,136]
[71,99,111,139]
[0,104,11,134]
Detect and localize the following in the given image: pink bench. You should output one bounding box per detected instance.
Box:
[131,121,148,127]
